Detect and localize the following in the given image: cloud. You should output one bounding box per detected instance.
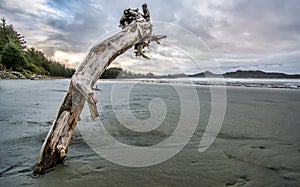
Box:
[1,0,299,74]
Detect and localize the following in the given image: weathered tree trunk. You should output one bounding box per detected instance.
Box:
[33,20,153,174]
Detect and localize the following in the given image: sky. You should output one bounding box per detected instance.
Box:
[1,0,300,75]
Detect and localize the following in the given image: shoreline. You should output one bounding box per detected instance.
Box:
[0,70,66,80]
[1,76,300,90]
[99,78,300,90]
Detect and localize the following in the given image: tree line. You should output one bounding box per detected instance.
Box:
[0,17,74,77]
[100,67,156,79]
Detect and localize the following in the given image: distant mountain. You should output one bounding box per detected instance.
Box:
[189,70,300,79]
[188,71,221,78]
[102,69,300,79]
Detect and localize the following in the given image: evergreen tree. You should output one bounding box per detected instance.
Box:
[0,17,26,51]
[0,17,74,77]
[101,67,123,79]
[1,42,26,70]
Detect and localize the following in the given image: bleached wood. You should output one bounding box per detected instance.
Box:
[34,20,153,174]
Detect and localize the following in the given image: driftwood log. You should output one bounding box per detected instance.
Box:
[33,19,165,174]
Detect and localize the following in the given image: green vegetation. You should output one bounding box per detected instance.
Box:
[101,67,123,79]
[0,17,74,77]
[100,67,156,79]
[1,42,26,70]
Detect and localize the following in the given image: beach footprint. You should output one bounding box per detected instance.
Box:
[226,175,250,186]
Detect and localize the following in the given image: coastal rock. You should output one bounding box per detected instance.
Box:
[0,70,48,80]
[0,70,18,79]
[11,71,26,79]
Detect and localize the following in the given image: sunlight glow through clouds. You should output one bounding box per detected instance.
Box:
[1,0,300,74]
[53,51,85,68]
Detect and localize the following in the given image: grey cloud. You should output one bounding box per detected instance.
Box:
[1,0,299,74]
[219,0,300,46]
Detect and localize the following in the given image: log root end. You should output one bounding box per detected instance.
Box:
[60,149,67,158]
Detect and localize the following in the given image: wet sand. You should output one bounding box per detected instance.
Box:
[0,79,300,186]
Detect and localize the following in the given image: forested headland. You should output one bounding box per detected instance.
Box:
[0,17,74,79]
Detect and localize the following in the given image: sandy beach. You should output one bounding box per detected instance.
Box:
[0,79,300,186]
